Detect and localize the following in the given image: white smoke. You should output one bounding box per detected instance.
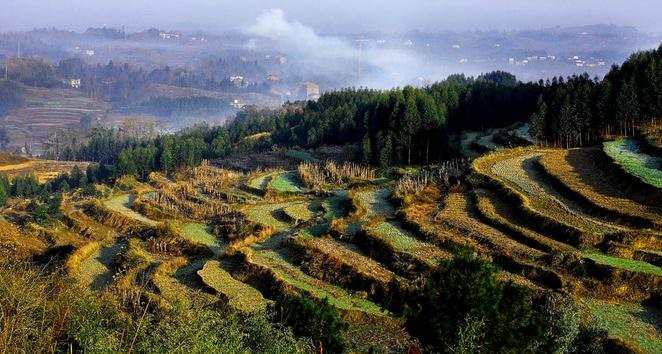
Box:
[246,9,458,88]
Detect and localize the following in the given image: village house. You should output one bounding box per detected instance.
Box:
[302,82,320,100]
[68,78,81,89]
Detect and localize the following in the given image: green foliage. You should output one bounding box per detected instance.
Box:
[211,129,231,157]
[62,46,662,174]
[0,261,310,353]
[603,138,662,188]
[11,174,43,198]
[533,45,662,146]
[277,295,348,353]
[0,175,8,207]
[407,250,593,353]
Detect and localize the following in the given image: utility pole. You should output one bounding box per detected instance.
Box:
[357,37,362,84]
[356,36,369,86]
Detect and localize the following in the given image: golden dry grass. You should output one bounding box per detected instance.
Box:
[0,219,46,258]
[242,247,387,316]
[151,258,217,309]
[437,192,546,262]
[472,188,579,256]
[473,148,623,241]
[0,159,89,183]
[539,148,662,227]
[0,153,29,166]
[294,230,401,285]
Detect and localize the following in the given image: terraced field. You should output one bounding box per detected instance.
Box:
[242,201,299,232]
[292,230,402,287]
[269,171,304,193]
[579,299,662,353]
[246,169,304,194]
[5,143,658,351]
[2,87,109,154]
[539,148,662,228]
[472,147,661,296]
[181,223,225,254]
[0,158,89,182]
[104,194,158,226]
[476,148,627,243]
[247,171,277,191]
[75,241,126,290]
[244,247,386,315]
[197,260,266,313]
[352,189,450,269]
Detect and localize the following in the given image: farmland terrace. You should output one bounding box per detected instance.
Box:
[1,87,109,155]
[1,144,660,351]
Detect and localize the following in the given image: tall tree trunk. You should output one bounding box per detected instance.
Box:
[425,136,430,165]
[408,136,412,165]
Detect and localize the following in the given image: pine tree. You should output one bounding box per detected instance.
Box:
[0,182,6,207]
[616,80,639,136]
[529,95,548,145]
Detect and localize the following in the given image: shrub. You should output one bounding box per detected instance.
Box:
[277,295,348,353]
[406,249,593,353]
[0,260,311,352]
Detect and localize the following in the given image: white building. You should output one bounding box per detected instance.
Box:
[68,79,81,89]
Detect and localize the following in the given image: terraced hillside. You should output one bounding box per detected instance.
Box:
[467,146,661,351]
[2,143,660,351]
[1,87,109,154]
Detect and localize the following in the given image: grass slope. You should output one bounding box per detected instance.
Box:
[604,139,662,188]
[579,298,662,353]
[247,248,386,316]
[270,171,303,193]
[582,249,662,276]
[104,194,157,226]
[197,260,267,313]
[181,223,225,255]
[540,148,662,226]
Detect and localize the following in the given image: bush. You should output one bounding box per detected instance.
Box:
[406,249,593,353]
[0,260,311,352]
[277,295,348,353]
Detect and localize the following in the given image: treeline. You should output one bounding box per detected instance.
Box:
[60,126,232,180]
[239,71,537,166]
[0,164,103,223]
[66,70,533,172]
[62,46,662,171]
[530,45,662,147]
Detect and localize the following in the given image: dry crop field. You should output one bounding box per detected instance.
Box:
[0,153,88,182]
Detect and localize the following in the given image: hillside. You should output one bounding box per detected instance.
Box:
[0,141,659,352]
[0,44,660,353]
[1,87,109,155]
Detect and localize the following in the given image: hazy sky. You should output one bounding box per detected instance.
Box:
[2,0,661,33]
